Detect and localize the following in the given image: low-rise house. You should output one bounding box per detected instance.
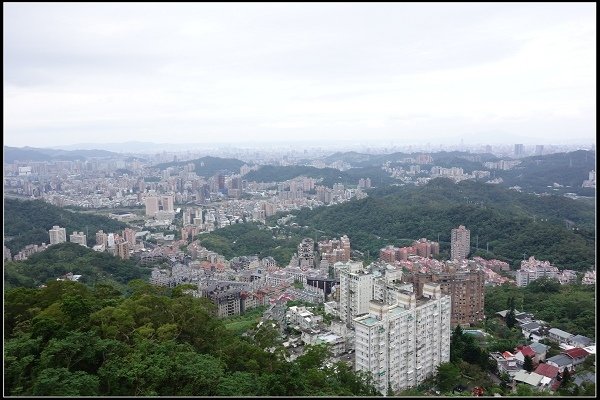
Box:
[490,351,520,377]
[546,354,575,372]
[514,345,537,366]
[535,363,560,382]
[513,370,552,391]
[529,342,550,362]
[286,306,323,330]
[562,347,590,368]
[521,322,542,338]
[548,328,574,345]
[569,334,593,348]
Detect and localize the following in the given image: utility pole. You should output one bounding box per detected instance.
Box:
[486,242,489,253]
[476,235,479,250]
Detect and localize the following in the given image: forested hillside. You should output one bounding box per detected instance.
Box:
[496,150,595,196]
[197,223,301,266]
[485,280,595,339]
[4,242,151,290]
[4,198,128,254]
[4,280,379,396]
[243,165,395,187]
[289,179,595,270]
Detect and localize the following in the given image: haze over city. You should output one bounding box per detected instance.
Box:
[3,2,596,148]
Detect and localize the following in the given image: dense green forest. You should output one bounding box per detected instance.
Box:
[196,223,301,266]
[154,156,245,177]
[484,280,596,339]
[4,280,379,396]
[243,165,396,187]
[287,179,595,270]
[4,242,152,290]
[4,198,128,254]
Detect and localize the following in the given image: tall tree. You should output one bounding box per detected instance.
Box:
[523,355,534,372]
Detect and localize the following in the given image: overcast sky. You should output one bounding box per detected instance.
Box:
[3,2,596,148]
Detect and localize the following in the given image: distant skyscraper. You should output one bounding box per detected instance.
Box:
[145,195,159,216]
[161,195,174,212]
[514,143,524,157]
[49,225,67,245]
[535,145,544,156]
[450,225,470,261]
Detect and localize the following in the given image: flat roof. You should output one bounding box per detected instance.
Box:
[356,316,379,327]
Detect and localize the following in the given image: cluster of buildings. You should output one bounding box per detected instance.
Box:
[515,256,578,287]
[379,238,440,262]
[493,309,595,393]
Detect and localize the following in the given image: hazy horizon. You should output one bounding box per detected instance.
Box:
[4,3,596,148]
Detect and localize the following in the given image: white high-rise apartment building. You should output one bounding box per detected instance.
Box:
[69,231,87,247]
[338,262,374,327]
[450,225,470,261]
[49,225,67,245]
[354,283,451,395]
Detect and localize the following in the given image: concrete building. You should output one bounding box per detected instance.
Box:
[353,283,451,394]
[145,195,160,216]
[319,235,351,265]
[515,257,559,287]
[297,238,315,268]
[514,143,524,157]
[96,230,108,247]
[49,225,67,245]
[338,262,374,327]
[413,265,485,327]
[123,228,137,247]
[69,231,87,247]
[450,225,470,261]
[161,194,174,212]
[117,240,130,260]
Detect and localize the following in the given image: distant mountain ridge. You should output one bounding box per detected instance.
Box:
[3,146,120,163]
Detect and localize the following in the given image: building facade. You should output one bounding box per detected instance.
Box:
[353,284,451,394]
[69,231,87,247]
[412,265,485,327]
[450,225,470,261]
[49,225,67,245]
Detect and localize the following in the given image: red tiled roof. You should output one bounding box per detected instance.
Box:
[535,363,559,378]
[502,351,514,359]
[520,346,536,357]
[564,347,589,359]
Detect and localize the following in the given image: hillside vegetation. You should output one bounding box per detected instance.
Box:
[197,223,301,266]
[4,242,151,290]
[4,280,379,396]
[288,178,595,270]
[4,198,128,254]
[485,280,595,339]
[244,165,395,187]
